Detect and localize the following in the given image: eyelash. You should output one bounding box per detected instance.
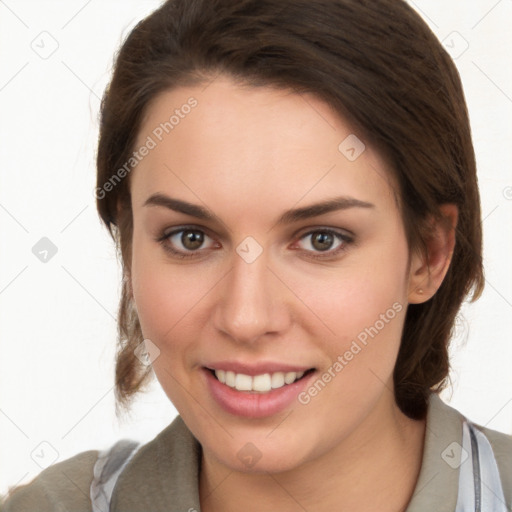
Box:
[156,225,354,261]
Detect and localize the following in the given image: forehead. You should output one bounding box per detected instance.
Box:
[130,77,397,217]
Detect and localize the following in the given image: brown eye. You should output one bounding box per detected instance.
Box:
[181,230,204,250]
[294,229,353,259]
[157,227,218,259]
[310,232,335,251]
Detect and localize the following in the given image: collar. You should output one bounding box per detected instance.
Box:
[405,393,463,511]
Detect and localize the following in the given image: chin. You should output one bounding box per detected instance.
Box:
[197,423,316,475]
[215,442,308,475]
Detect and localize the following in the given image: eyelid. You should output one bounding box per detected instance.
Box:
[292,225,355,241]
[160,224,213,239]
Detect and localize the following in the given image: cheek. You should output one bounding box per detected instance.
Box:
[130,232,215,364]
[283,234,410,404]
[131,232,187,343]
[287,240,409,344]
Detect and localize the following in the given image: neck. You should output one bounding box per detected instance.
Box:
[199,394,426,512]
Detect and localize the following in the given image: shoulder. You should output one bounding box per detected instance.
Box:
[473,421,512,504]
[1,449,99,512]
[1,417,201,512]
[110,416,202,511]
[429,393,512,506]
[476,421,512,458]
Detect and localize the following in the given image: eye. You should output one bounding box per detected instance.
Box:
[157,226,354,260]
[293,229,353,258]
[157,227,218,258]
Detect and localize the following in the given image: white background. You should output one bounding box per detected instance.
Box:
[1,0,511,495]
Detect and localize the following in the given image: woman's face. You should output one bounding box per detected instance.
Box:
[129,76,419,473]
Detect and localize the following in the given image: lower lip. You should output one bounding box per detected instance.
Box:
[203,368,316,419]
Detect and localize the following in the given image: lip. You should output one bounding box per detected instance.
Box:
[203,367,316,419]
[204,360,313,376]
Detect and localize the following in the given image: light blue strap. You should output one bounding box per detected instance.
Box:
[455,420,507,512]
[90,439,141,512]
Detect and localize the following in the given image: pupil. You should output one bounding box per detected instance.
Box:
[313,232,333,251]
[183,230,204,250]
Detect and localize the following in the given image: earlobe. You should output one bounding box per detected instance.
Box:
[408,204,458,304]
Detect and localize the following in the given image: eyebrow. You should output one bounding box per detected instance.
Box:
[143,193,375,225]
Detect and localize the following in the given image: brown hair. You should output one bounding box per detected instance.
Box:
[96,0,484,420]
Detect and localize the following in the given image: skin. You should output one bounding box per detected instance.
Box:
[128,76,457,512]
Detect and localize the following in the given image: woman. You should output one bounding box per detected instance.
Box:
[3,0,511,511]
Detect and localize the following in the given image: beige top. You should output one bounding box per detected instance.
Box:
[2,393,512,511]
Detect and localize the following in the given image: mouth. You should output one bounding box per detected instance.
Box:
[205,367,316,393]
[203,364,318,418]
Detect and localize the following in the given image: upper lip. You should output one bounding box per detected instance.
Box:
[204,361,314,376]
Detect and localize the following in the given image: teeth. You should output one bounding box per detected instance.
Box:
[235,373,252,391]
[213,369,306,392]
[284,372,297,384]
[226,371,236,387]
[253,373,272,392]
[271,372,285,389]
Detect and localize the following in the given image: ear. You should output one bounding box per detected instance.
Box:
[408,204,458,304]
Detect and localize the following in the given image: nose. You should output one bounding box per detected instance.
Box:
[212,249,291,345]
